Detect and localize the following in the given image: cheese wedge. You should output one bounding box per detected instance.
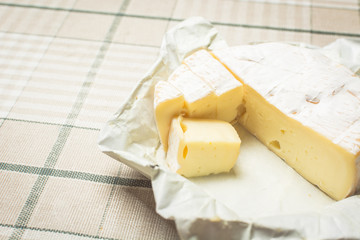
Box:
[168,64,217,119]
[212,43,360,200]
[154,49,244,153]
[167,116,241,177]
[183,49,243,122]
[154,81,185,151]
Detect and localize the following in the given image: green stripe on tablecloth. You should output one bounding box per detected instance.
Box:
[1,223,119,240]
[211,21,360,38]
[94,2,134,237]
[96,167,122,237]
[9,1,131,239]
[0,162,151,188]
[1,0,360,11]
[0,2,360,38]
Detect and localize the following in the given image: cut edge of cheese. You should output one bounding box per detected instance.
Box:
[239,85,357,200]
[183,49,244,122]
[154,81,185,151]
[166,116,184,172]
[166,116,241,177]
[211,47,360,200]
[168,64,217,119]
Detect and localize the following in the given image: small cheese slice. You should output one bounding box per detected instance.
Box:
[154,81,184,151]
[167,116,241,177]
[183,49,243,122]
[212,43,360,200]
[168,64,217,119]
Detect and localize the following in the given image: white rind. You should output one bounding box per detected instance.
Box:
[213,43,360,156]
[168,64,213,103]
[183,49,242,95]
[167,116,183,172]
[154,80,183,107]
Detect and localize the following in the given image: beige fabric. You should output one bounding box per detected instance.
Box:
[0,0,359,239]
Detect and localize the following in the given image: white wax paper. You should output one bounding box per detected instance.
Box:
[98,17,360,239]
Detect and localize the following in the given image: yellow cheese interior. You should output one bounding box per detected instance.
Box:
[230,72,358,200]
[184,93,217,119]
[167,117,241,178]
[216,87,243,123]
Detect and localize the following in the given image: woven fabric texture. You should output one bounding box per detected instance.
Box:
[0,0,359,239]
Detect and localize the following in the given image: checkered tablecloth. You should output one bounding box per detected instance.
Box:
[0,0,359,239]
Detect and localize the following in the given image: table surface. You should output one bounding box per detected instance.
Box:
[0,0,359,239]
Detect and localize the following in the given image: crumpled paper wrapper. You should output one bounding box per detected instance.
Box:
[98,17,360,239]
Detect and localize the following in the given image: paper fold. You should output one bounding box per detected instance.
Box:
[98,17,360,239]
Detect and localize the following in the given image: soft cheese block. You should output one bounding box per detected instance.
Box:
[154,49,244,153]
[154,81,185,151]
[168,64,217,119]
[183,49,243,122]
[167,116,241,177]
[212,43,360,200]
